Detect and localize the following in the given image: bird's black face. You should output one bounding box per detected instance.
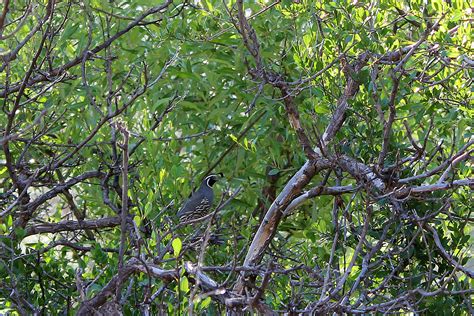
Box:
[205,173,223,187]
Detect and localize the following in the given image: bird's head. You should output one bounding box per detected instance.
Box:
[203,173,223,188]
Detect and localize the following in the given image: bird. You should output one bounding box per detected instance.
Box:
[177,173,223,223]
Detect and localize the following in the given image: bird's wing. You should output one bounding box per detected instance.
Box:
[177,192,200,218]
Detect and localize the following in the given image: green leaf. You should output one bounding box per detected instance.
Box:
[172,238,182,257]
[268,168,279,176]
[61,24,79,40]
[313,87,324,98]
[180,276,189,293]
[14,227,26,239]
[133,215,141,227]
[159,168,166,184]
[200,296,211,309]
[314,103,330,114]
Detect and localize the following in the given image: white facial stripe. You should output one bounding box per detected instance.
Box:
[205,175,217,187]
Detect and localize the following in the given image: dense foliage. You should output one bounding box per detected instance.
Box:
[0,0,472,314]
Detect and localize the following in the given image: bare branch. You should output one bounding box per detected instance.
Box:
[25,216,121,237]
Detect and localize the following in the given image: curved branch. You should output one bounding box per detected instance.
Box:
[425,224,474,279]
[284,185,358,216]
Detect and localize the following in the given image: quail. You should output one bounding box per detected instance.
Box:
[177,173,223,223]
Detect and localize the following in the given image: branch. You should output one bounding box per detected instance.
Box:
[321,53,370,146]
[438,149,473,183]
[284,185,358,216]
[234,158,331,293]
[399,139,473,184]
[76,260,146,315]
[117,122,130,275]
[0,0,10,31]
[425,224,474,279]
[186,261,277,313]
[234,51,372,293]
[338,155,386,191]
[377,74,400,168]
[393,178,474,198]
[25,216,121,237]
[56,170,95,240]
[285,177,473,216]
[277,81,317,160]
